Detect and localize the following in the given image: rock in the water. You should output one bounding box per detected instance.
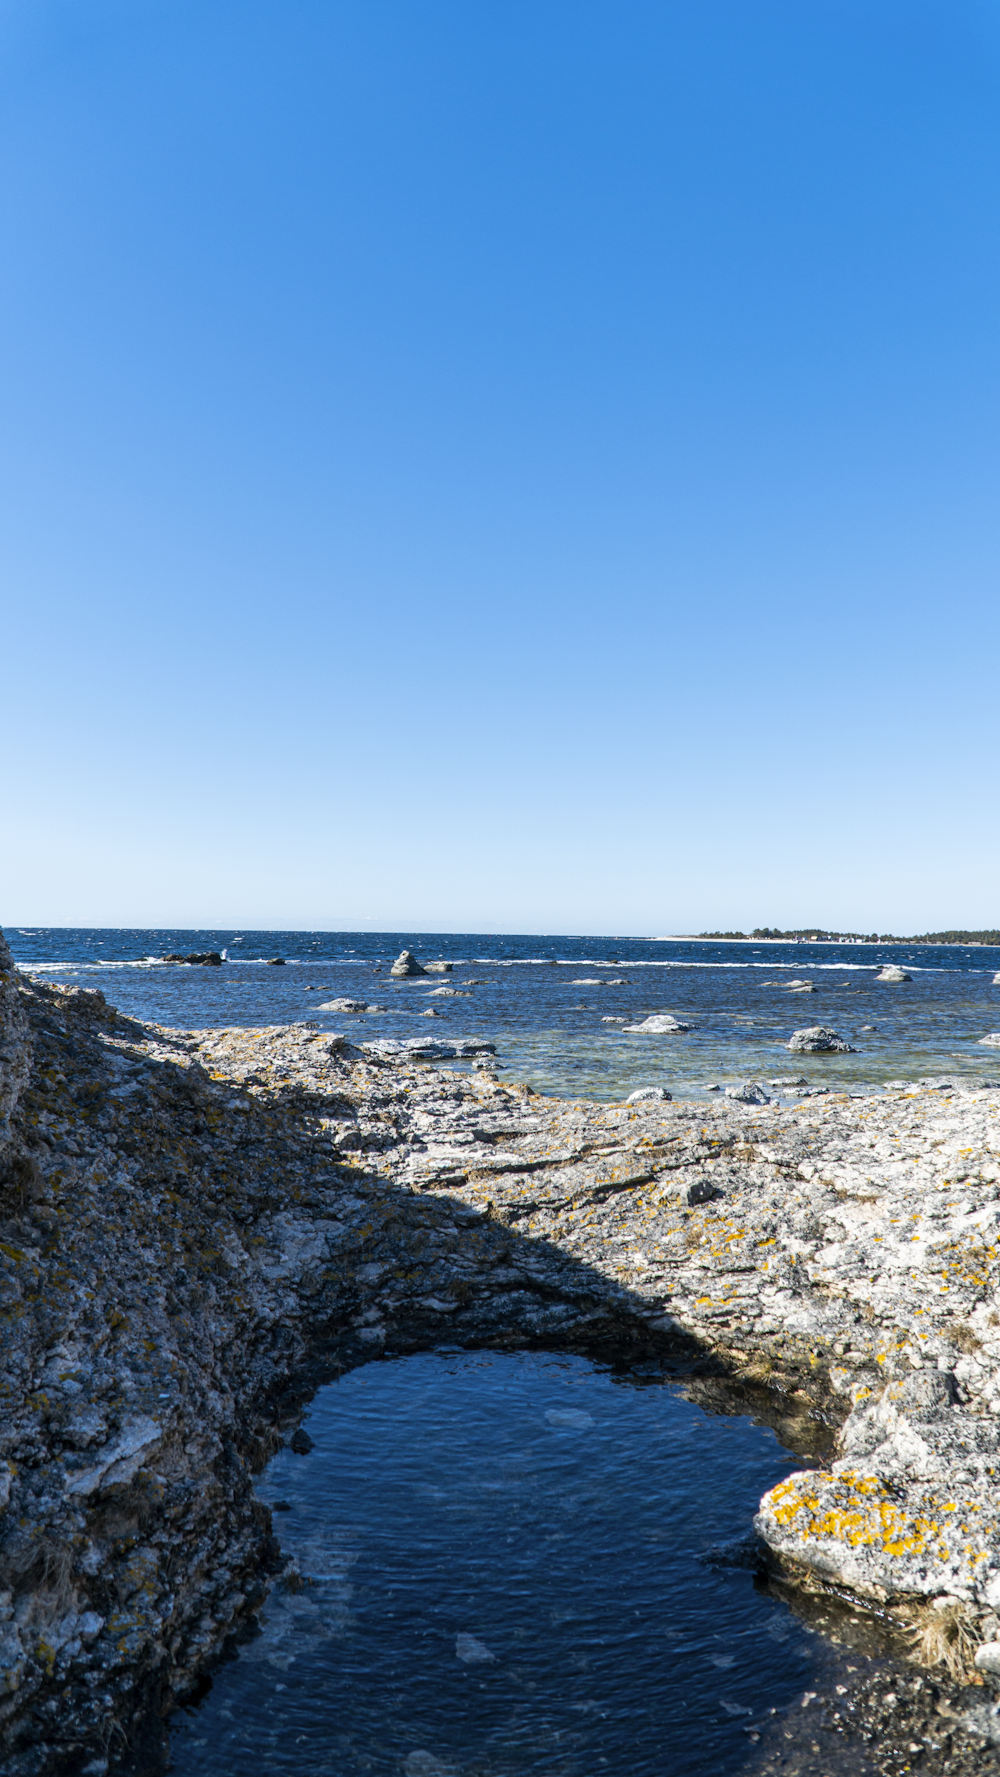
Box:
[265,957,286,966]
[289,1428,314,1454]
[626,1087,672,1103]
[390,950,427,977]
[993,972,1000,985]
[979,1034,1000,1049]
[427,986,461,997]
[455,1633,495,1664]
[421,1008,443,1017]
[601,1016,627,1023]
[622,1015,693,1034]
[770,1076,808,1088]
[317,997,368,1013]
[423,961,453,974]
[725,1082,770,1104]
[788,1026,857,1053]
[163,952,223,966]
[875,965,912,982]
[362,1037,496,1060]
[788,983,817,993]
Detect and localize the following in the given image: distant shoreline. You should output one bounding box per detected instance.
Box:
[656,934,1000,948]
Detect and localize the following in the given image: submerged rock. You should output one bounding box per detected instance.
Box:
[622,1015,693,1034]
[788,1025,857,1053]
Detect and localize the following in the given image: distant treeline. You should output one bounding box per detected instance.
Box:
[698,927,1000,946]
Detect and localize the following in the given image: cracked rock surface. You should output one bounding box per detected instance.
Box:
[3,933,1000,1769]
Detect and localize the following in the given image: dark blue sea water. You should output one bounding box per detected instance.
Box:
[167,1350,859,1777]
[7,927,1000,1102]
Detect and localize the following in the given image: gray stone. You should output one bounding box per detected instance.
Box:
[626,1087,672,1104]
[423,962,453,974]
[875,965,912,982]
[724,1083,770,1104]
[317,998,368,1013]
[979,1035,1000,1049]
[622,1015,693,1034]
[390,951,427,977]
[788,1026,857,1053]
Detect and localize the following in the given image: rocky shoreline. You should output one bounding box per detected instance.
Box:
[3,933,1000,1771]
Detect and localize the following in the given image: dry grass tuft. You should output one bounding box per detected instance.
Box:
[914,1603,979,1679]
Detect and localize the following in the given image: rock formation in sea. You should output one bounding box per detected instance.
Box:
[787,1025,857,1052]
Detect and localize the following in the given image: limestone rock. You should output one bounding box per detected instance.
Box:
[788,1026,856,1053]
[423,962,453,974]
[362,1037,495,1059]
[626,1087,672,1103]
[622,1015,693,1034]
[390,951,427,977]
[725,1082,770,1104]
[876,965,912,983]
[317,998,368,1013]
[979,1034,1000,1049]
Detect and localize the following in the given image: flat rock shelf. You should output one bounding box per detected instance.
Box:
[3,933,1000,1773]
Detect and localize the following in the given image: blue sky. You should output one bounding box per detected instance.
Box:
[3,0,999,933]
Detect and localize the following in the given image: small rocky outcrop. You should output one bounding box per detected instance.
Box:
[876,965,913,983]
[390,951,427,977]
[622,1015,693,1034]
[161,952,223,967]
[725,1082,770,1104]
[423,962,453,974]
[788,1025,857,1053]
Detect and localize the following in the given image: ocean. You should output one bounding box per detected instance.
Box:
[7,927,1000,1102]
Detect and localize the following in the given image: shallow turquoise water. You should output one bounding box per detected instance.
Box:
[167,1350,850,1777]
[9,926,1000,1102]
